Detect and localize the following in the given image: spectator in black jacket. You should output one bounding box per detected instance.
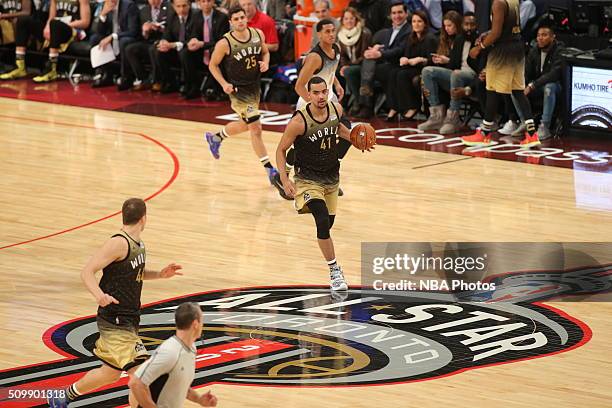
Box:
[353,0,410,118]
[523,25,562,140]
[120,0,170,91]
[187,0,229,98]
[91,0,140,87]
[389,9,437,120]
[153,0,198,95]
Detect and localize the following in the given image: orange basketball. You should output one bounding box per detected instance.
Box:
[350,123,377,151]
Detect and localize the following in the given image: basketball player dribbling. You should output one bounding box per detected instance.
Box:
[48,198,183,407]
[205,6,288,199]
[283,18,352,199]
[276,77,367,292]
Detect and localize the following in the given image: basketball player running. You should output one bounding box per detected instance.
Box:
[205,6,287,198]
[276,77,358,291]
[129,302,218,407]
[48,198,183,408]
[461,0,540,148]
[285,18,351,198]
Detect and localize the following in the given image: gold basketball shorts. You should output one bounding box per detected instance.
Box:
[93,317,149,371]
[485,58,525,94]
[229,83,261,124]
[294,178,339,215]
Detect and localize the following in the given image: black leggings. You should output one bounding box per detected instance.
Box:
[49,19,73,49]
[485,90,533,124]
[15,15,45,47]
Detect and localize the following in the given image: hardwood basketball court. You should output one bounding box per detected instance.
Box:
[0,96,611,407]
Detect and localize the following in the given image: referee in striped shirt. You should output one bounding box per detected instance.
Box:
[128,302,218,407]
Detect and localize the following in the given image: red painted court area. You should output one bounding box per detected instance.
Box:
[0,338,291,407]
[0,79,611,173]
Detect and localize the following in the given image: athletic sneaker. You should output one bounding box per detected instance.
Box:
[498,120,519,135]
[537,123,552,140]
[48,393,69,408]
[33,69,58,83]
[267,167,292,200]
[519,132,541,148]
[511,123,527,137]
[330,266,348,291]
[461,129,493,147]
[205,132,221,159]
[0,66,27,80]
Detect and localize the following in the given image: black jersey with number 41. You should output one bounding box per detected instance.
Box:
[294,101,341,185]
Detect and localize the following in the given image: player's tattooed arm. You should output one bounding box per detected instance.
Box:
[81,236,127,306]
[143,263,183,280]
[276,114,304,198]
[209,38,234,94]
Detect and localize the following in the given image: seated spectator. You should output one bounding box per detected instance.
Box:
[187,0,229,98]
[239,0,278,52]
[354,0,410,118]
[349,0,390,35]
[310,0,339,48]
[1,0,91,82]
[0,0,47,78]
[523,24,563,140]
[386,9,437,121]
[90,0,140,88]
[121,0,170,91]
[420,11,479,133]
[153,0,198,94]
[338,6,372,115]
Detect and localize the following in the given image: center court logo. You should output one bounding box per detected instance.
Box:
[1,265,610,407]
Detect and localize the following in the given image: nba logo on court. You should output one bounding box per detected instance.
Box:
[1,264,609,407]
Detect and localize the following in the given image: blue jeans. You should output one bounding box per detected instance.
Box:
[511,82,561,125]
[422,66,477,111]
[538,82,561,125]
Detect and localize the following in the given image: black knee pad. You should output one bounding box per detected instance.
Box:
[328,214,335,229]
[307,199,331,239]
[286,146,295,166]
